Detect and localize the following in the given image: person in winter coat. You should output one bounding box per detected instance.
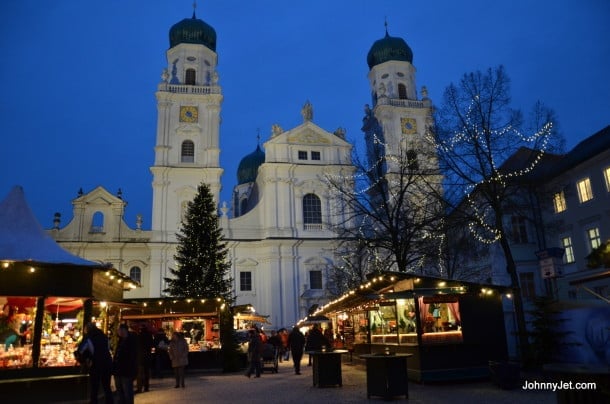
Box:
[168,331,189,388]
[135,325,154,393]
[244,328,262,378]
[113,323,138,404]
[288,326,305,375]
[78,322,114,404]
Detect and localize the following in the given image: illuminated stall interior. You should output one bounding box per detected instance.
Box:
[121,297,229,351]
[313,272,510,382]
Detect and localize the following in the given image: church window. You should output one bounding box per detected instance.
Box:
[240,271,252,291]
[303,194,322,229]
[407,150,418,170]
[90,211,104,233]
[240,198,248,216]
[311,151,320,161]
[181,140,195,163]
[129,266,141,284]
[309,270,322,289]
[185,68,196,85]
[298,150,307,160]
[398,83,407,99]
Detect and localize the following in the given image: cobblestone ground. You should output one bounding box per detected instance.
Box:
[119,357,556,404]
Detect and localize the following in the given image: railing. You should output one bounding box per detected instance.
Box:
[304,223,323,231]
[377,98,426,109]
[158,83,221,95]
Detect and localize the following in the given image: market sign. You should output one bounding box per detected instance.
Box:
[536,248,565,279]
[423,294,459,303]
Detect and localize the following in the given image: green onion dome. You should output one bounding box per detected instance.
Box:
[237,145,265,185]
[169,12,217,51]
[367,30,413,70]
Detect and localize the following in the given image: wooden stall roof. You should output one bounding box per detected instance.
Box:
[313,271,511,316]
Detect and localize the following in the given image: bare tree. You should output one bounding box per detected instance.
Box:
[433,65,562,365]
[324,131,445,286]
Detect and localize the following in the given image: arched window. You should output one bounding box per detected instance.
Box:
[181,140,194,163]
[91,211,104,233]
[407,150,418,171]
[240,198,248,216]
[185,69,196,85]
[129,266,141,284]
[398,83,407,99]
[303,194,322,230]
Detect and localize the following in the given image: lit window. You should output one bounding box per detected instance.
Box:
[309,270,322,289]
[129,266,141,283]
[587,227,601,250]
[303,194,322,225]
[511,216,528,244]
[561,237,575,264]
[519,272,536,301]
[576,178,593,203]
[553,191,567,213]
[298,150,307,160]
[181,140,195,163]
[604,167,610,192]
[311,151,321,161]
[239,271,252,291]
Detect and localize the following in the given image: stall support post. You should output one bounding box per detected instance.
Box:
[31,296,45,368]
[83,299,93,329]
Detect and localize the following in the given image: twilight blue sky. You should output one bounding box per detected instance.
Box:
[1,0,609,230]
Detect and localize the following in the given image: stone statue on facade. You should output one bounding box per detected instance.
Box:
[271,124,284,137]
[301,100,313,122]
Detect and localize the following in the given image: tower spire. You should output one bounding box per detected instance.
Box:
[384,17,389,36]
[192,1,197,18]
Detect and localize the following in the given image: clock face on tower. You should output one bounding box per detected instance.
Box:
[401,117,417,134]
[179,106,199,123]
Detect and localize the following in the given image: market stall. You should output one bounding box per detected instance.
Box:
[0,186,134,381]
[120,298,228,370]
[313,272,510,382]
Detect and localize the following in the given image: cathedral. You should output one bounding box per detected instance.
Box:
[49,10,434,328]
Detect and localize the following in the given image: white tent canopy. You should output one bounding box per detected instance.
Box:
[0,185,104,267]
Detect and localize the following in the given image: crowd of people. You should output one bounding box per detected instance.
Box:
[76,322,189,404]
[77,321,336,403]
[242,323,333,377]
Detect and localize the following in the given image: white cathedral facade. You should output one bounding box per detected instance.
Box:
[49,12,435,328]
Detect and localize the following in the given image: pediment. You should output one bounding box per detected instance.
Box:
[75,186,124,207]
[267,121,349,147]
[235,258,259,267]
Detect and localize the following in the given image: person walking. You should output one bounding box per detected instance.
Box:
[135,325,154,393]
[288,326,305,375]
[244,328,262,378]
[113,324,137,404]
[279,328,290,361]
[168,331,189,388]
[77,322,113,404]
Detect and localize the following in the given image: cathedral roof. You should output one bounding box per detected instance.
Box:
[169,11,217,51]
[367,29,413,70]
[237,145,265,185]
